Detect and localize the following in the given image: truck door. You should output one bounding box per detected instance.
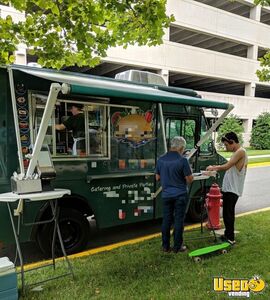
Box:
[154,115,197,218]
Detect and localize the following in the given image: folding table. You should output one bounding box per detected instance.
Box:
[0,189,74,294]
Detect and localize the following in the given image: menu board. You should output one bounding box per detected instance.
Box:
[15,83,30,169]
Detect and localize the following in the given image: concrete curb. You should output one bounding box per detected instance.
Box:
[248,162,270,168]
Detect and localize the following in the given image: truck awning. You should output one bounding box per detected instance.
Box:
[10,65,232,110]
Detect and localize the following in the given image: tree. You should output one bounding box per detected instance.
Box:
[217,115,244,148]
[0,0,174,69]
[250,112,270,149]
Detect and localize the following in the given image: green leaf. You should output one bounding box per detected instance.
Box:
[51,4,60,16]
[0,0,173,69]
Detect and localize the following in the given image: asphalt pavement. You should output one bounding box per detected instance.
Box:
[236,165,270,214]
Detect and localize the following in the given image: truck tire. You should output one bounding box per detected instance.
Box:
[37,207,90,256]
[187,191,208,222]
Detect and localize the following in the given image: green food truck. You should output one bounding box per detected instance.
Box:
[0,65,233,255]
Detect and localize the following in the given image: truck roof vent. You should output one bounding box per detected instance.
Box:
[115,70,167,86]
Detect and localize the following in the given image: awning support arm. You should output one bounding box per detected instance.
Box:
[152,104,167,199]
[158,103,167,153]
[187,104,234,160]
[26,83,62,178]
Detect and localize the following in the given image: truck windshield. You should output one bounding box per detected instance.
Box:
[165,118,196,149]
[199,115,215,155]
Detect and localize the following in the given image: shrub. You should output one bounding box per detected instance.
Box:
[217,115,244,149]
[250,112,270,149]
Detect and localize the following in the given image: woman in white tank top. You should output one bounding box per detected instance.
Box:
[206,132,248,244]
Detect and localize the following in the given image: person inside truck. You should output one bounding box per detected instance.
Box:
[206,131,248,245]
[55,103,85,155]
[155,136,194,253]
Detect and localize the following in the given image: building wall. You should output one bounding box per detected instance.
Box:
[106,41,259,84]
[104,0,269,87]
[105,0,270,146]
[167,0,270,48]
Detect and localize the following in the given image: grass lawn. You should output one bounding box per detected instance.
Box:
[218,148,270,164]
[240,148,270,156]
[21,210,270,300]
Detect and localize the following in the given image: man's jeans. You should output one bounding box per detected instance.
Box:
[162,194,188,250]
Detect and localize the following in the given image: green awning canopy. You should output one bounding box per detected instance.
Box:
[11,65,231,110]
[68,84,230,109]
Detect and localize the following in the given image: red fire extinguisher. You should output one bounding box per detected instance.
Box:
[205,183,222,230]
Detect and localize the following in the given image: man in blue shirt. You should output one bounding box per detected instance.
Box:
[156,136,193,253]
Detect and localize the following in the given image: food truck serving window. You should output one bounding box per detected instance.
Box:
[29,94,109,159]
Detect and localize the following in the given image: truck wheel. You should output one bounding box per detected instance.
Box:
[187,191,208,222]
[37,207,90,256]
